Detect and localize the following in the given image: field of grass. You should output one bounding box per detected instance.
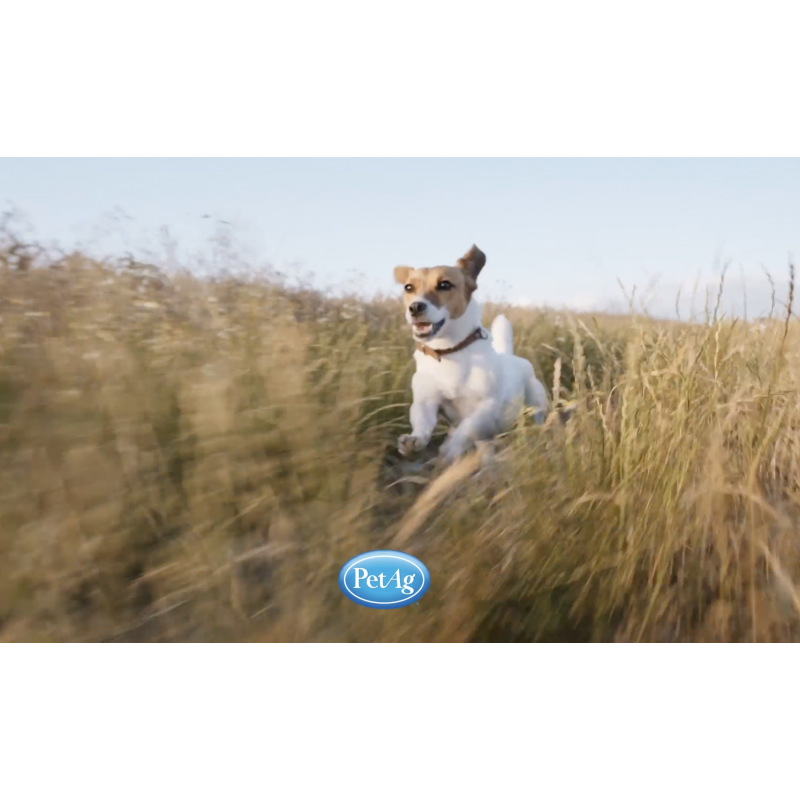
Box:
[2,234,800,642]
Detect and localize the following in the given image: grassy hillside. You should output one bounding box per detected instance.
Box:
[2,238,799,641]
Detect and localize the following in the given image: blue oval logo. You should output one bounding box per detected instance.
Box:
[338,550,430,609]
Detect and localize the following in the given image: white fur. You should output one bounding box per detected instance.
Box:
[398,298,548,463]
[490,315,514,355]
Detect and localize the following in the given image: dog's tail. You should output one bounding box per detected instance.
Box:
[490,314,514,355]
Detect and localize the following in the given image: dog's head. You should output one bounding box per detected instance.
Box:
[393,245,486,342]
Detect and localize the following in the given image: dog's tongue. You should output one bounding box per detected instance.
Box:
[414,322,432,334]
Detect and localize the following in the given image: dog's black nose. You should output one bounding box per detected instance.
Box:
[409,301,427,317]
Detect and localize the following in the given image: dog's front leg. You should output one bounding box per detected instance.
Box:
[398,395,439,458]
[439,400,500,464]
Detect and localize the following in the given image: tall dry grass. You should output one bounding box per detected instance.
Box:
[2,235,800,641]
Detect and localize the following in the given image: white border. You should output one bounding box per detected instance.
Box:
[3,1,800,156]
[3,649,798,799]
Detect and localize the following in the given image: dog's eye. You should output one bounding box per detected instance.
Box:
[436,280,453,291]
[404,283,414,293]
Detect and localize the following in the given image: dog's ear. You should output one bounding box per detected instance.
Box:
[394,266,412,285]
[456,245,486,290]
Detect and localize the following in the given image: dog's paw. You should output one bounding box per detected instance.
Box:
[397,434,424,457]
[438,437,465,465]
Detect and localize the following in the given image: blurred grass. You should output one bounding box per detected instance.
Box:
[2,232,800,642]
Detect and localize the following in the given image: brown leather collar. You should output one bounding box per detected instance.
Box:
[416,327,487,361]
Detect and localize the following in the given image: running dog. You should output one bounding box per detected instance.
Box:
[395,245,548,463]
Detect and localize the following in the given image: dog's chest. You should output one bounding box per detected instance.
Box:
[419,351,495,423]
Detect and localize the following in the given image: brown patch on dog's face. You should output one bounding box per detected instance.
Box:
[396,266,470,318]
[393,245,486,320]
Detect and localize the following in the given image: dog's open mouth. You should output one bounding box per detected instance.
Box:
[412,319,445,339]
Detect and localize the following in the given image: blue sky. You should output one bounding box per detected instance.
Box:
[2,158,798,318]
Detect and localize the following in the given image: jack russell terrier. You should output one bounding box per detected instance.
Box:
[395,245,548,464]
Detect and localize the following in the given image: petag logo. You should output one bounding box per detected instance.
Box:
[338,550,430,609]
